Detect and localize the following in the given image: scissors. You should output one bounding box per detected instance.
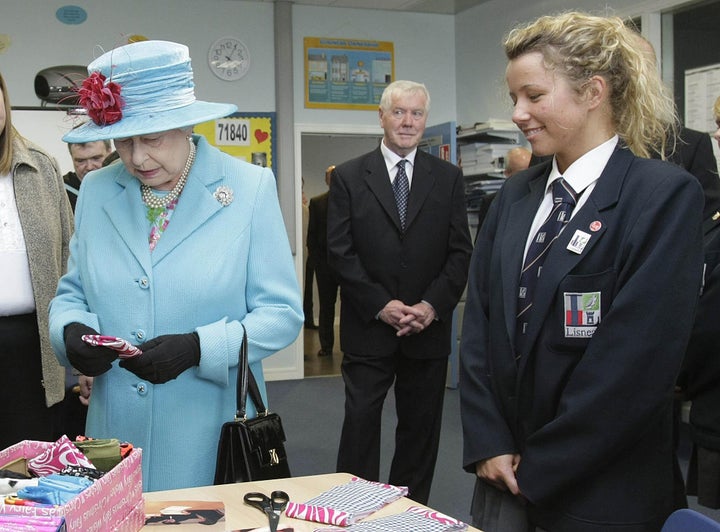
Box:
[243,490,289,532]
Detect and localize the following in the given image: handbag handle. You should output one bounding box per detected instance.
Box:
[235,326,269,421]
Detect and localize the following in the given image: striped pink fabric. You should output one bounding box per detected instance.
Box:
[311,506,468,531]
[405,505,467,526]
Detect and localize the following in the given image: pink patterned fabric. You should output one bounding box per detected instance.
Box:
[312,506,468,531]
[26,435,93,477]
[284,477,408,526]
[81,335,142,359]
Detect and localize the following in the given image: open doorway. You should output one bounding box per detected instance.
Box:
[298,127,382,377]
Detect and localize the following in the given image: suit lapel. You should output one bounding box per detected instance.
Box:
[404,151,435,230]
[502,172,547,351]
[364,149,403,231]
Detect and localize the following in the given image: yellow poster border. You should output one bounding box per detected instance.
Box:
[304,37,394,110]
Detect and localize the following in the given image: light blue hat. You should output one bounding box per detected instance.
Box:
[63,40,237,142]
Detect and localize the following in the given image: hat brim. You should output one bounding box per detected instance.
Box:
[62,101,238,142]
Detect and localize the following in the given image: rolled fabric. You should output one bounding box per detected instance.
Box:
[81,335,142,358]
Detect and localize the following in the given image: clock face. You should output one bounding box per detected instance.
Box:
[208,37,250,81]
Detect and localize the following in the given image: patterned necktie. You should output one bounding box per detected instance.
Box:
[516,178,577,353]
[393,159,410,230]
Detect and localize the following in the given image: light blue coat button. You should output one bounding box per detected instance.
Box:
[137,383,148,395]
[139,278,149,289]
[135,329,146,341]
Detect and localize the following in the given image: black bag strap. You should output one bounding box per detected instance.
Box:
[235,326,268,421]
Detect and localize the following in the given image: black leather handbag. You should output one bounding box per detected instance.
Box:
[214,328,291,484]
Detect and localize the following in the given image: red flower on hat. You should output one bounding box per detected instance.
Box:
[77,72,124,126]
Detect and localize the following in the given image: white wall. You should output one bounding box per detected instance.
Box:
[0,0,276,111]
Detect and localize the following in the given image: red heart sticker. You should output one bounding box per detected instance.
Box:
[254,129,269,143]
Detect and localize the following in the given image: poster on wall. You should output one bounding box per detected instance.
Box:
[194,112,276,176]
[304,37,394,110]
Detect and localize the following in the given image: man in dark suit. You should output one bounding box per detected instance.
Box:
[630,32,720,509]
[307,165,338,357]
[669,127,720,230]
[327,80,473,504]
[683,211,720,508]
[680,97,720,509]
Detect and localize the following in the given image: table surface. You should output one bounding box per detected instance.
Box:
[141,472,482,531]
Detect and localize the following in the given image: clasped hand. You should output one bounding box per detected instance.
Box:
[120,332,201,384]
[64,323,118,376]
[476,453,522,496]
[379,299,435,336]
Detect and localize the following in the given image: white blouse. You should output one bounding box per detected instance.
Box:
[0,173,35,316]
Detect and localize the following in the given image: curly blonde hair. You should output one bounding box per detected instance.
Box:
[714,95,720,121]
[503,11,677,159]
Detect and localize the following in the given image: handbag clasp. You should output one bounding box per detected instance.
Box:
[269,448,280,465]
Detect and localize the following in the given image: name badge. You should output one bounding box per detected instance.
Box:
[567,230,591,254]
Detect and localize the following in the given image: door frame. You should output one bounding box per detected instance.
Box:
[267,123,382,380]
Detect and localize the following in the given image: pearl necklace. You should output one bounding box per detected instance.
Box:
[141,138,196,209]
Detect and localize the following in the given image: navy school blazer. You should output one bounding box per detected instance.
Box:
[460,145,704,531]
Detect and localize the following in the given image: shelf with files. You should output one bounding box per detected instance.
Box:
[457,126,521,177]
[457,123,520,233]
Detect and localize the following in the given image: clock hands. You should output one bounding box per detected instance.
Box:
[209,38,249,80]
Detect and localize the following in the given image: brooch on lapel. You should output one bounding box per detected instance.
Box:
[214,186,234,207]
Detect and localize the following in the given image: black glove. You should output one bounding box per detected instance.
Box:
[64,322,119,376]
[119,332,200,384]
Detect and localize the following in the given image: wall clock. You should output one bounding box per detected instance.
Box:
[208,37,250,81]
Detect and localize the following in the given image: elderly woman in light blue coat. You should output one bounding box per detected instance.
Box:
[49,40,303,491]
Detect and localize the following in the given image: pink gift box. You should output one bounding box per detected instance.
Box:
[0,440,144,531]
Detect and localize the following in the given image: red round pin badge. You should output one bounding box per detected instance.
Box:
[589,221,602,232]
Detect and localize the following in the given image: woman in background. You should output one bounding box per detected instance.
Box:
[49,40,303,491]
[0,72,73,449]
[460,12,704,531]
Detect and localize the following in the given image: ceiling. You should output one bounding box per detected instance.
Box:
[257,0,491,15]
